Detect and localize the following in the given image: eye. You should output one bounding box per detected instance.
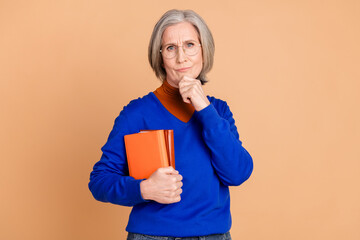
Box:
[185,42,195,49]
[166,45,176,52]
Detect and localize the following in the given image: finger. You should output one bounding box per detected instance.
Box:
[170,183,182,192]
[179,81,204,97]
[175,187,183,195]
[159,196,180,204]
[179,84,197,99]
[180,95,192,104]
[179,78,199,89]
[166,195,181,204]
[158,166,178,174]
[168,175,182,185]
[168,192,182,202]
[178,76,200,87]
[182,75,199,82]
[175,174,183,182]
[168,188,182,198]
[179,87,200,104]
[161,189,182,204]
[178,83,194,95]
[174,181,183,190]
[180,81,207,99]
[179,86,202,99]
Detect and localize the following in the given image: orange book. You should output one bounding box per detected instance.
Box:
[124,130,175,180]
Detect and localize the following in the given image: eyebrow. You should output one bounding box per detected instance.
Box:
[162,39,198,46]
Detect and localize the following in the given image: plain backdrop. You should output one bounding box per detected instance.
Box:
[1,0,359,239]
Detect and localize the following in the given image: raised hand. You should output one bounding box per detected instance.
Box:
[178,76,210,111]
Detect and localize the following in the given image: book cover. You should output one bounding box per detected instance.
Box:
[124,130,175,180]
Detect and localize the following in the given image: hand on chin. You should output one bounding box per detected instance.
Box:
[178,76,210,111]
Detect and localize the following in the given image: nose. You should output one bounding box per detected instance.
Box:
[176,46,187,63]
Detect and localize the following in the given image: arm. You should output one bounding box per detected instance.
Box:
[178,77,253,186]
[195,100,253,186]
[88,110,183,206]
[88,113,146,206]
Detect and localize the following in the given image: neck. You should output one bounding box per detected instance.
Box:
[153,80,195,123]
[166,79,179,88]
[161,80,181,98]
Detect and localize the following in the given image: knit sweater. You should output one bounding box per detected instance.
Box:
[88,92,253,237]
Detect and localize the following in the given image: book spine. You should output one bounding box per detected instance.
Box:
[165,130,175,169]
[157,130,169,168]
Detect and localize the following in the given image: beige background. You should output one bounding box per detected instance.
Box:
[1,0,359,239]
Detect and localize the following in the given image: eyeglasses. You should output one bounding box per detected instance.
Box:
[160,41,201,59]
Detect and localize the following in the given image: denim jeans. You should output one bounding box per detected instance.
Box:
[127,232,231,240]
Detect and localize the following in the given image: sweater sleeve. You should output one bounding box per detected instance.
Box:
[88,111,147,206]
[194,99,253,186]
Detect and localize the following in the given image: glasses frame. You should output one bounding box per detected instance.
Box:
[160,41,202,59]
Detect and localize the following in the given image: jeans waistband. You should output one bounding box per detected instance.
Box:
[127,232,231,240]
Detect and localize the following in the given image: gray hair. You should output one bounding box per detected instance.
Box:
[148,9,215,85]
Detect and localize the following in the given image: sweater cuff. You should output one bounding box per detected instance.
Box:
[127,178,148,204]
[195,104,223,130]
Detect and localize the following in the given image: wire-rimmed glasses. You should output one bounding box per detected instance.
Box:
[160,40,201,59]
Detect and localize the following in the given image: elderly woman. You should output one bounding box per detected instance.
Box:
[89,9,253,240]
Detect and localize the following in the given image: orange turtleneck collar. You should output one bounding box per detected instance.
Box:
[153,80,195,123]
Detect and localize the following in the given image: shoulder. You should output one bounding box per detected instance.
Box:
[121,92,157,116]
[112,92,157,133]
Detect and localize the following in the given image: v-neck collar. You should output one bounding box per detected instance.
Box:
[150,92,196,125]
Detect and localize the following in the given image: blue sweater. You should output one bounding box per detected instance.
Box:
[89,92,253,237]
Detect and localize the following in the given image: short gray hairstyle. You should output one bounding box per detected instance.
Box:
[148,9,215,85]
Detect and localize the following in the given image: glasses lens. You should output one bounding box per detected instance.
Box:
[161,45,176,58]
[184,42,198,56]
[161,42,200,58]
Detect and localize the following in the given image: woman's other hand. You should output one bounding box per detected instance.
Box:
[178,76,210,111]
[140,167,183,204]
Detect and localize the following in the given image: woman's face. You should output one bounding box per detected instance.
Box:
[161,22,203,88]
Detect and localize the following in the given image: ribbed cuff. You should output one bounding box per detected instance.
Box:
[127,178,148,204]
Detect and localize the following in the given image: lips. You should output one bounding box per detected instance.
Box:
[176,67,191,72]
